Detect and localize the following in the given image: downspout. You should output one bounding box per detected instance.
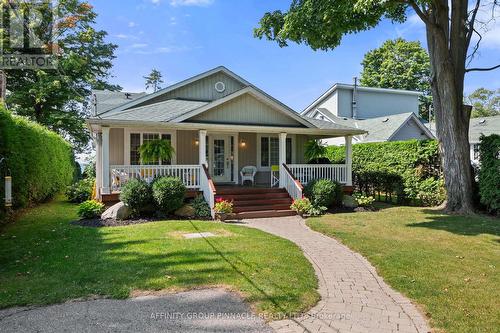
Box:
[352,77,358,119]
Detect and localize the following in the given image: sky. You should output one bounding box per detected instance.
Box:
[91,0,500,112]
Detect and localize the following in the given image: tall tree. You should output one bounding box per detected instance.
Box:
[144,69,164,92]
[466,88,499,118]
[255,0,500,214]
[5,1,120,152]
[360,38,432,119]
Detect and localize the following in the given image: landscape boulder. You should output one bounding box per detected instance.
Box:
[101,202,132,220]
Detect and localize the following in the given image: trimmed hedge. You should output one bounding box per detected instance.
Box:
[478,134,500,214]
[326,140,444,206]
[0,107,75,210]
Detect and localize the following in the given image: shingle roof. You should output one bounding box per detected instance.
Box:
[304,117,365,133]
[469,115,500,143]
[98,99,209,122]
[93,90,146,114]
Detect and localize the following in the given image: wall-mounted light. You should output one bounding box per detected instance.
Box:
[240,140,246,148]
[194,139,199,146]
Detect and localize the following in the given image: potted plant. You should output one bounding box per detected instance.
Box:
[214,198,233,221]
[139,139,175,164]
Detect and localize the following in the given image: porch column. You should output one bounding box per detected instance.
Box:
[101,127,110,194]
[279,132,287,187]
[199,130,207,166]
[95,132,102,199]
[345,135,353,186]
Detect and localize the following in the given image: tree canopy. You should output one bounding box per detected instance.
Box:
[467,88,499,118]
[5,1,120,152]
[144,69,164,92]
[360,38,431,118]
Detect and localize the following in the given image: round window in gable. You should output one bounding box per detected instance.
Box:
[215,81,226,93]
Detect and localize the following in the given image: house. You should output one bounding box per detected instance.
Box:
[86,66,365,218]
[302,82,434,144]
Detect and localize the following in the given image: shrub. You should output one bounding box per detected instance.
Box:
[66,178,94,203]
[353,194,375,207]
[191,195,211,218]
[152,177,186,214]
[304,179,343,208]
[478,134,500,214]
[120,179,153,216]
[214,198,233,214]
[0,106,75,211]
[290,197,313,216]
[77,200,105,219]
[416,178,446,207]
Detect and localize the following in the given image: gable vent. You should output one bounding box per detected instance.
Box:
[215,81,226,93]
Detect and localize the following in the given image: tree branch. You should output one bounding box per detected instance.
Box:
[466,64,500,72]
[406,0,431,25]
[466,0,481,45]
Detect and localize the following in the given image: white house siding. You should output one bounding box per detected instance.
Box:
[190,93,304,127]
[133,72,245,107]
[390,118,430,141]
[109,128,124,165]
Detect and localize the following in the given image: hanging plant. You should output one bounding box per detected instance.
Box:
[304,139,327,163]
[139,139,175,164]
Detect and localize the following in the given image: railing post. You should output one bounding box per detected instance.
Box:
[345,136,353,186]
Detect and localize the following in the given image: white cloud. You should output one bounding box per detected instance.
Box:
[169,0,214,7]
[131,43,148,48]
[151,0,161,5]
[128,21,137,28]
[170,16,177,26]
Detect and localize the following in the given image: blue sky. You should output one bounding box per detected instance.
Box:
[92,0,500,112]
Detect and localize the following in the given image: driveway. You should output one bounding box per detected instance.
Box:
[0,288,272,333]
[241,216,431,333]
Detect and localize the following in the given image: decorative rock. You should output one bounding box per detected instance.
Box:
[101,202,131,220]
[342,195,358,208]
[175,204,196,217]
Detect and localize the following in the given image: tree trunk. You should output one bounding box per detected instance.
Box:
[425,0,475,214]
[34,103,43,123]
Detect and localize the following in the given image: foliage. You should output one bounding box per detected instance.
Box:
[327,140,443,206]
[82,157,96,178]
[66,178,94,203]
[353,194,375,207]
[119,179,153,216]
[139,139,175,164]
[467,88,500,118]
[5,1,120,151]
[478,134,500,214]
[416,178,446,207]
[304,179,343,208]
[290,197,313,216]
[151,177,186,214]
[144,69,164,92]
[214,198,233,214]
[304,140,327,163]
[0,107,75,210]
[360,38,432,118]
[191,195,211,218]
[77,200,105,219]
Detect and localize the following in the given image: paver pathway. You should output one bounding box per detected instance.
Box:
[242,216,430,333]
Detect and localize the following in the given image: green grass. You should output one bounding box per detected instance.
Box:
[0,197,319,316]
[307,204,500,333]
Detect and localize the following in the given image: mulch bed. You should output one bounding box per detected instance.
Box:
[72,215,211,228]
[328,206,379,214]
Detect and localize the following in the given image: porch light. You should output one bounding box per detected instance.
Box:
[4,176,12,208]
[240,140,246,148]
[194,139,199,146]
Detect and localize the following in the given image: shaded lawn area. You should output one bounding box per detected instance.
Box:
[307,204,500,333]
[0,197,319,316]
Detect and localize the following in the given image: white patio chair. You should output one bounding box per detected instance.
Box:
[240,166,257,186]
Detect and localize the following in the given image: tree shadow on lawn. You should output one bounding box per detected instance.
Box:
[406,209,500,238]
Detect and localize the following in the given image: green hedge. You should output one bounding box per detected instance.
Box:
[326,140,444,205]
[478,134,500,214]
[0,107,75,210]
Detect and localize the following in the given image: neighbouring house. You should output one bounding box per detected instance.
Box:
[86,66,365,218]
[302,82,434,145]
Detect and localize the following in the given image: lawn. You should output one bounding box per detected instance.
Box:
[0,197,319,316]
[307,204,500,333]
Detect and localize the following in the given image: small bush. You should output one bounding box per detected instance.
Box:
[77,200,105,219]
[416,178,446,207]
[354,194,375,207]
[290,197,313,216]
[120,179,153,215]
[66,178,94,203]
[191,195,211,218]
[304,179,343,208]
[478,134,500,214]
[152,177,186,214]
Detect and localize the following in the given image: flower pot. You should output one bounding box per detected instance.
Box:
[215,212,228,222]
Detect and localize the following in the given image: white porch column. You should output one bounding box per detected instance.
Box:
[95,132,102,199]
[279,132,287,187]
[199,130,207,166]
[101,127,110,194]
[233,132,239,184]
[345,135,353,186]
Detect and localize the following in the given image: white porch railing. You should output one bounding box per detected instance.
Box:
[286,164,347,185]
[200,164,216,218]
[281,164,303,200]
[109,165,201,190]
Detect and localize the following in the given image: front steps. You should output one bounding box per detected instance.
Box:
[216,187,296,219]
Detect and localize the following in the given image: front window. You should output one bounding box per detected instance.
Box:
[130,132,172,165]
[260,136,292,167]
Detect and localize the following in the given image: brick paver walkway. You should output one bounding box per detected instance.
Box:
[242,216,430,333]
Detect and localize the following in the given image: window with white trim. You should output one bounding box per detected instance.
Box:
[259,136,292,167]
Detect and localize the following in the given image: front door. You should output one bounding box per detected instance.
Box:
[210,135,231,183]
